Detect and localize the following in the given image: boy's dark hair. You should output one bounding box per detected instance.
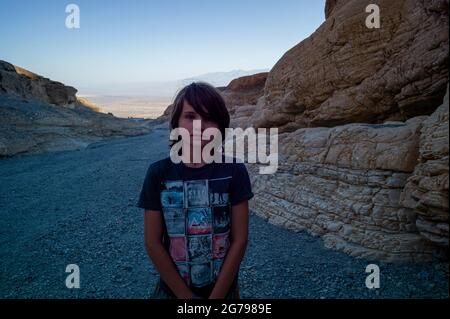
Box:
[169,82,230,147]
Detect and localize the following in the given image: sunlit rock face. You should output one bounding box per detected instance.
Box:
[247,0,448,133]
[248,103,448,262]
[238,0,449,262]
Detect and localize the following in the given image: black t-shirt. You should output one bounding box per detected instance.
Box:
[136,156,254,298]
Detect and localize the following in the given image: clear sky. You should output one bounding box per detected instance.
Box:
[0,0,326,88]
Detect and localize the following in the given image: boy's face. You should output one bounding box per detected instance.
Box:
[178,100,220,147]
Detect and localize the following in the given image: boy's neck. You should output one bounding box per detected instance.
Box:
[183,162,207,168]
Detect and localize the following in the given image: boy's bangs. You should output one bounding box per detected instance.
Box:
[184,86,219,123]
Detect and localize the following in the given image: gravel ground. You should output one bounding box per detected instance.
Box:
[0,127,448,299]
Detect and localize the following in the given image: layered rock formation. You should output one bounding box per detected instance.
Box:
[248,0,448,132]
[401,88,449,247]
[0,60,152,158]
[248,104,448,262]
[236,0,448,262]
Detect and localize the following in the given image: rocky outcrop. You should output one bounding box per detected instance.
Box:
[221,72,268,108]
[1,61,78,107]
[220,72,268,128]
[401,87,449,247]
[247,0,448,132]
[248,109,448,262]
[241,0,449,262]
[0,60,153,158]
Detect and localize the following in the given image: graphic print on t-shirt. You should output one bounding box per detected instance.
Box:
[185,180,209,207]
[187,207,211,234]
[161,176,232,287]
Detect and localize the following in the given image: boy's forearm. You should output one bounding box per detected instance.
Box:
[208,240,247,299]
[146,242,193,299]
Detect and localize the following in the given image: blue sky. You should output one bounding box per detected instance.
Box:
[0,0,326,88]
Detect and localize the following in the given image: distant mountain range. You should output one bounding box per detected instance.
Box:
[78,69,269,98]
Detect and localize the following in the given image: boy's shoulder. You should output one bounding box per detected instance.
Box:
[216,156,250,177]
[145,157,173,177]
[221,155,247,168]
[149,156,173,170]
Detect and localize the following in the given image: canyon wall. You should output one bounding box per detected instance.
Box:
[238,0,449,262]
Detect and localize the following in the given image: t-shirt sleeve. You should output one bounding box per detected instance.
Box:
[229,162,254,206]
[136,163,163,211]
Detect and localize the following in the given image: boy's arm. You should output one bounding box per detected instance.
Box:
[144,209,193,299]
[208,200,249,299]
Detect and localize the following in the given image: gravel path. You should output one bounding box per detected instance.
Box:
[0,127,448,299]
